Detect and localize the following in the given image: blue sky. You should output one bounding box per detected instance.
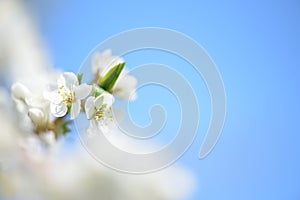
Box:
[33,0,300,199]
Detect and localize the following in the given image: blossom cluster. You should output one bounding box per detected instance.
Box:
[11,50,137,139]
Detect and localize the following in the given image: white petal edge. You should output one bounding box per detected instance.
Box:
[85,96,95,120]
[74,83,92,100]
[50,103,67,117]
[94,92,114,109]
[11,82,31,100]
[114,75,137,100]
[44,91,62,104]
[58,72,78,88]
[92,52,103,74]
[70,100,81,119]
[28,108,44,125]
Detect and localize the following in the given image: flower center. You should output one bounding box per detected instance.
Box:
[94,104,113,125]
[58,85,74,106]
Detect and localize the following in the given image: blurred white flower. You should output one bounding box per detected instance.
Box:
[28,108,45,126]
[92,50,137,100]
[11,82,31,113]
[92,49,124,76]
[113,70,137,100]
[0,0,52,89]
[0,1,195,199]
[11,82,49,128]
[39,131,56,146]
[85,92,114,128]
[45,72,91,119]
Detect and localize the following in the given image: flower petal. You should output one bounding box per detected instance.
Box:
[94,95,104,109]
[14,99,28,113]
[70,100,81,119]
[94,92,114,109]
[50,103,67,117]
[101,56,124,77]
[85,96,95,120]
[44,91,62,104]
[58,72,78,88]
[11,82,31,100]
[74,83,92,100]
[92,50,124,76]
[27,97,49,109]
[28,108,45,125]
[114,75,137,100]
[92,51,106,74]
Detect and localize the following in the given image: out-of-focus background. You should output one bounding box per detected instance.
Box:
[1,0,300,199]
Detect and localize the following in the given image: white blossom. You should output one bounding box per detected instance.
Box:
[85,92,114,129]
[11,82,31,113]
[92,50,137,100]
[92,49,124,76]
[11,82,50,128]
[45,72,92,119]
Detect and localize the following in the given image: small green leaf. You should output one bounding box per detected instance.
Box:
[53,118,72,139]
[91,83,105,97]
[77,73,83,84]
[67,104,71,113]
[100,62,125,91]
[62,121,72,134]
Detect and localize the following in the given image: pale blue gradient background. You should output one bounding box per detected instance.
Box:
[32,0,300,199]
